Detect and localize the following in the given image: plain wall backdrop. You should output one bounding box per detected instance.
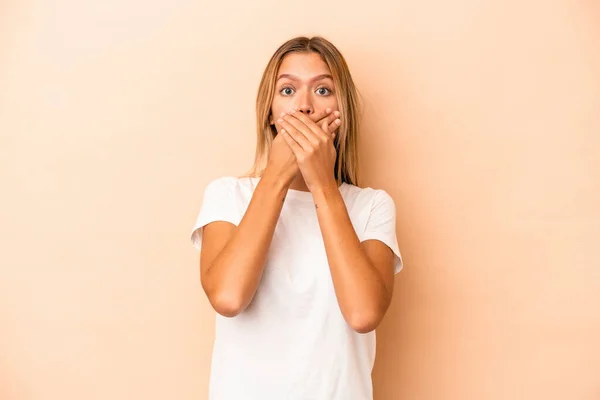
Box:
[1,0,599,399]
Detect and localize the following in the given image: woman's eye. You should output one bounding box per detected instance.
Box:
[316,87,331,96]
[281,87,294,96]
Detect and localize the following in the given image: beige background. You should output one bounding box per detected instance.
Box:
[1,0,599,399]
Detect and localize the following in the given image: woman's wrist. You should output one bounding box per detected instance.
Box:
[260,169,292,194]
[311,180,342,205]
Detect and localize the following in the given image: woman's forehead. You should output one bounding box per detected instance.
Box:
[278,52,331,78]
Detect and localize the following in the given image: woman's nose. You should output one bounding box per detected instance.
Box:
[295,90,314,115]
[297,105,314,115]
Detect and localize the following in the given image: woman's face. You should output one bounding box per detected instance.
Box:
[270,52,339,129]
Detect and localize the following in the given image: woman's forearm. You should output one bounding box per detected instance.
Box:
[202,173,288,316]
[312,185,391,332]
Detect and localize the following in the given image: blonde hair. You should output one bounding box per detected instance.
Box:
[247,36,361,186]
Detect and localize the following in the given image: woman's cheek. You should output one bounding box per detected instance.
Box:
[318,98,338,111]
[271,102,289,120]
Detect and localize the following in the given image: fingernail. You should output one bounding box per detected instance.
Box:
[326,108,332,113]
[280,112,286,117]
[290,109,296,114]
[334,111,340,117]
[335,119,341,124]
[277,118,283,123]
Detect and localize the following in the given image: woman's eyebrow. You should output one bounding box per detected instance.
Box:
[276,73,333,83]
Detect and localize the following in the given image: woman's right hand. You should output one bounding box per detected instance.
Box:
[265,109,340,186]
[265,121,299,186]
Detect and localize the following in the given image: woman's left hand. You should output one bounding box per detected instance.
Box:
[277,109,341,193]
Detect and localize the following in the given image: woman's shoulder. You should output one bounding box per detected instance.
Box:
[342,182,390,198]
[203,175,259,197]
[341,182,395,209]
[205,175,256,186]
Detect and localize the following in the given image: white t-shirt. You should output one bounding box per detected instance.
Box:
[190,176,402,400]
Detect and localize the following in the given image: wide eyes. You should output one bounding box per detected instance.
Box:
[279,86,332,97]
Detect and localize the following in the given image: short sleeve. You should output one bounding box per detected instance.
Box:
[362,190,403,274]
[190,177,241,251]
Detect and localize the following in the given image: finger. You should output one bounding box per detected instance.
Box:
[289,110,329,141]
[321,118,330,134]
[298,110,341,143]
[278,117,312,150]
[316,110,341,138]
[311,107,334,124]
[280,128,304,156]
[316,109,340,130]
[282,113,321,146]
[328,117,342,137]
[273,111,287,136]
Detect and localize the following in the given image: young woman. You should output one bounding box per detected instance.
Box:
[190,36,403,400]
